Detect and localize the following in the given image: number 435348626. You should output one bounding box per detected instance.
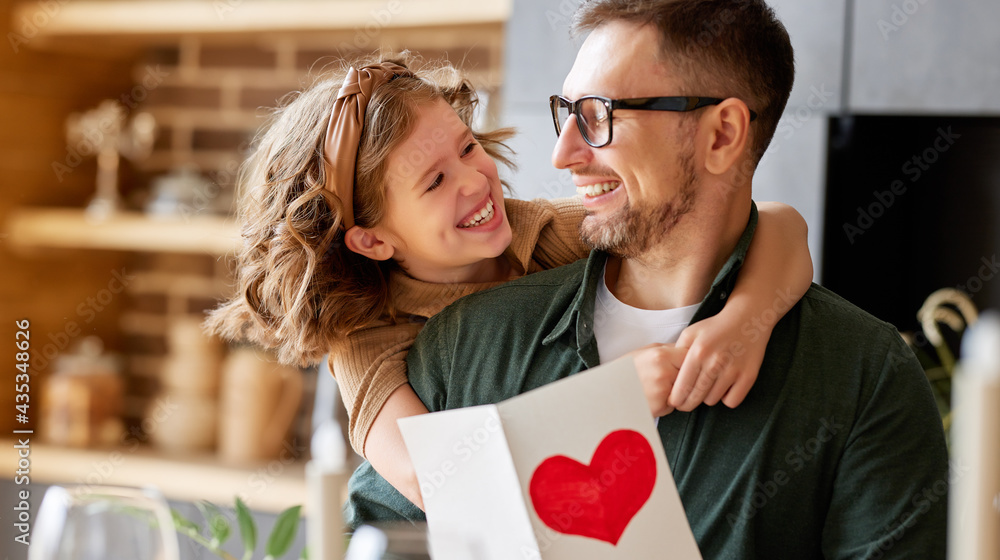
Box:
[15,319,30,419]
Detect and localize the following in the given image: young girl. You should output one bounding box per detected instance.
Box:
[206,54,813,510]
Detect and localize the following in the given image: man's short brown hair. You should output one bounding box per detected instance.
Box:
[573,0,795,163]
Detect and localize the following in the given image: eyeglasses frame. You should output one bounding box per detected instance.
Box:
[549,95,759,148]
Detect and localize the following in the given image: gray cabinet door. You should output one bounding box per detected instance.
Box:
[850,0,1000,113]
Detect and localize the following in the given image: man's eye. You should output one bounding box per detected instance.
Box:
[428,173,444,191]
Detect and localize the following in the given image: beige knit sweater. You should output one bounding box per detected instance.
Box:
[330,197,589,455]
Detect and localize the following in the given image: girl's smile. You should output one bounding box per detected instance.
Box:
[458,194,497,229]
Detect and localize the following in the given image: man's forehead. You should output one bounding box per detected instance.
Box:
[562,21,671,98]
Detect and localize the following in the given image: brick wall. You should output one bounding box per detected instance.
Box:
[119,253,231,417]
[133,30,504,212]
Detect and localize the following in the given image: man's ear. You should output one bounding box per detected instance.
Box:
[702,99,752,176]
[343,225,395,261]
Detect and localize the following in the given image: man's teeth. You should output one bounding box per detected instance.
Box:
[460,200,495,228]
[577,182,620,197]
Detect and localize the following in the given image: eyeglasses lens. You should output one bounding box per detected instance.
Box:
[555,102,570,136]
[578,98,609,146]
[553,97,611,147]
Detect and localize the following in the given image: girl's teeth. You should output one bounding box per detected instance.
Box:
[576,182,620,197]
[461,200,495,228]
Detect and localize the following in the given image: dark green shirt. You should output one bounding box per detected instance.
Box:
[346,206,948,559]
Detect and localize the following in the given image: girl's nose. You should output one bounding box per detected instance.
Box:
[457,163,486,196]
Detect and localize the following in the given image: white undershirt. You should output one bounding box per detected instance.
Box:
[593,263,700,363]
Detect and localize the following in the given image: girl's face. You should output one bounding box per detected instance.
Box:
[371,98,512,283]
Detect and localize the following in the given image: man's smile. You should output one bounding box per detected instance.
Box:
[576,181,621,198]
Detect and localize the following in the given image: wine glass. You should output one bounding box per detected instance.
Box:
[29,485,180,560]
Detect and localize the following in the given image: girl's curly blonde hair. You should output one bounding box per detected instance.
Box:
[205,53,515,366]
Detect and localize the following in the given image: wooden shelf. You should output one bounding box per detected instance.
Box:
[1,438,306,513]
[5,207,239,255]
[12,0,512,38]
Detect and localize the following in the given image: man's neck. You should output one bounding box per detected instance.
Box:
[604,199,751,311]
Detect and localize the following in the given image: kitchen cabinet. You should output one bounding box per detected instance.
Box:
[850,0,1000,113]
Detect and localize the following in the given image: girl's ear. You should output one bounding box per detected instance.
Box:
[344,225,395,261]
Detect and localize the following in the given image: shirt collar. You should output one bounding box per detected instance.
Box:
[544,201,759,356]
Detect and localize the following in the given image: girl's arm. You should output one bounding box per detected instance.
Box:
[363,383,427,509]
[668,201,814,411]
[331,322,427,508]
[336,195,588,510]
[524,197,590,267]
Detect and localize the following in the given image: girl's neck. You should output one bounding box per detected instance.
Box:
[403,254,513,285]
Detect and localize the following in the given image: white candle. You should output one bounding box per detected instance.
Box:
[308,420,348,560]
[949,311,1000,560]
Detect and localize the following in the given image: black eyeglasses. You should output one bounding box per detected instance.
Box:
[549,95,758,148]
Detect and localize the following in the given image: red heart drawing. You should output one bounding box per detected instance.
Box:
[529,429,657,546]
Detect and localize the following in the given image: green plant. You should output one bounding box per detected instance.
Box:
[172,497,304,560]
[903,288,979,448]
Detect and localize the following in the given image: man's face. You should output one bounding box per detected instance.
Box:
[552,21,699,258]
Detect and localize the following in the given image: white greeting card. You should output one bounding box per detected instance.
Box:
[398,359,702,560]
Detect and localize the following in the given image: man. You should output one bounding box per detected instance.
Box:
[348,1,949,557]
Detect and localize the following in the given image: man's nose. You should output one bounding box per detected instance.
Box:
[551,114,591,170]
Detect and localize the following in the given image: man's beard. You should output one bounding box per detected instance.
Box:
[580,151,697,258]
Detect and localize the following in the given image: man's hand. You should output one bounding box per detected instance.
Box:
[625,343,688,417]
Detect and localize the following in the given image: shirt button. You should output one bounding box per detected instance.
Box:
[719,291,728,300]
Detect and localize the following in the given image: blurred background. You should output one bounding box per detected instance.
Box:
[0,0,998,558]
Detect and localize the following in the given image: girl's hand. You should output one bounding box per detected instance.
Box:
[623,343,688,417]
[668,311,768,411]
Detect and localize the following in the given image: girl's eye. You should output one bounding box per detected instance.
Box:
[427,173,444,191]
[462,141,477,156]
